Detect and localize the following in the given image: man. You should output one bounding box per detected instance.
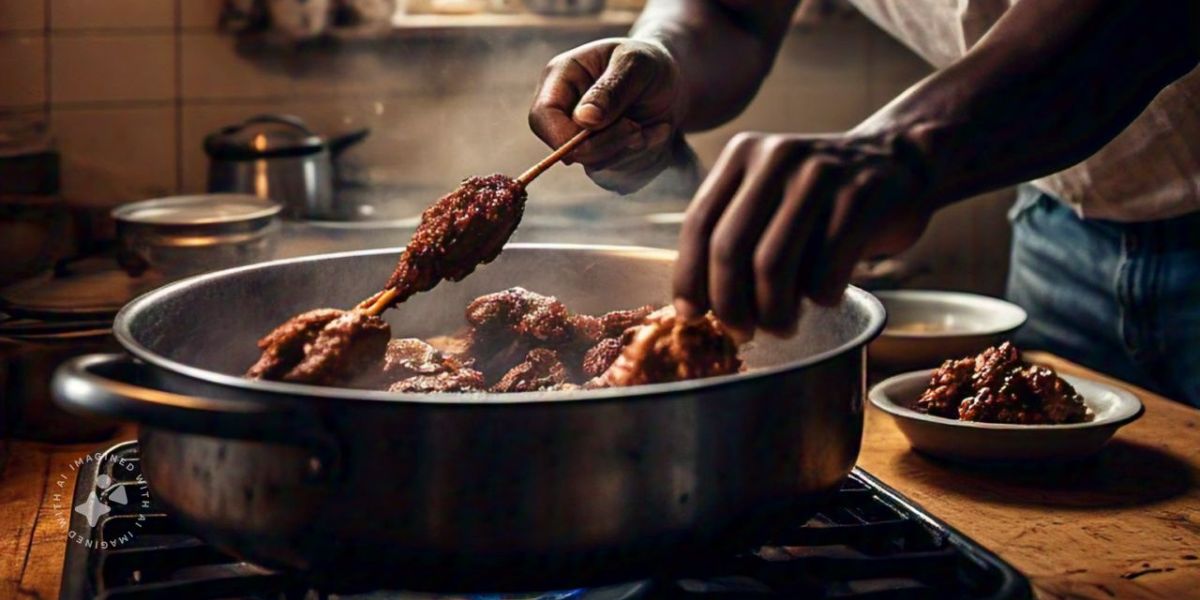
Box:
[527,0,1200,406]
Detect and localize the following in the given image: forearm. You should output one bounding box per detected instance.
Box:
[853,0,1200,207]
[630,0,799,132]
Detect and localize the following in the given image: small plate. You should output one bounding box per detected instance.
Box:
[869,290,1027,371]
[869,369,1144,463]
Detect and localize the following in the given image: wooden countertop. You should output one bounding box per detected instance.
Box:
[2,355,1197,599]
[857,352,1200,600]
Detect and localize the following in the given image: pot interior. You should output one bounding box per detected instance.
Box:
[115,245,884,392]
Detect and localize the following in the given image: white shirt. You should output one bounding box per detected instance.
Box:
[848,0,1200,222]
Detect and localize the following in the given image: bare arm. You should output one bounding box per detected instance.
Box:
[673,0,1200,336]
[630,0,799,131]
[854,0,1200,206]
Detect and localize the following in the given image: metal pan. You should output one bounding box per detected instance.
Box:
[52,244,885,593]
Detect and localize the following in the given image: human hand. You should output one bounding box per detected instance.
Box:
[672,132,933,337]
[529,38,688,193]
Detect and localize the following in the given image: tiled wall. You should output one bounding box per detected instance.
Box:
[0,0,1012,293]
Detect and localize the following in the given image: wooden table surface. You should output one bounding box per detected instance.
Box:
[1,354,1197,600]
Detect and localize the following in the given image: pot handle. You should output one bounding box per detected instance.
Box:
[52,353,318,442]
[327,127,370,156]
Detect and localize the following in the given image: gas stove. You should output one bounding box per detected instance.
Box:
[61,442,1030,600]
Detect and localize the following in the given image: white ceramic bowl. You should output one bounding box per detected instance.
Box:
[869,290,1027,371]
[869,369,1144,463]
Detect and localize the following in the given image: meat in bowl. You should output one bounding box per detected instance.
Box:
[913,342,1091,424]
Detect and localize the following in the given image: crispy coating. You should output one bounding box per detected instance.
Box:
[245,308,344,380]
[389,368,486,393]
[971,342,1021,391]
[570,305,656,343]
[582,338,624,378]
[1022,365,1090,423]
[491,348,569,393]
[383,338,470,378]
[281,311,391,386]
[594,307,742,387]
[385,174,527,306]
[914,357,975,418]
[958,365,1089,424]
[466,287,573,344]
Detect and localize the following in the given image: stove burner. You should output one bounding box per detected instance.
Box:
[61,443,1031,599]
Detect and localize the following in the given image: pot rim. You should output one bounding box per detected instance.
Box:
[112,243,886,406]
[112,194,283,227]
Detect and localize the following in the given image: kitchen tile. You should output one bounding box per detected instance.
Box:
[0,0,46,32]
[51,105,178,207]
[180,32,435,101]
[0,35,47,108]
[50,34,175,103]
[179,0,225,29]
[50,0,175,30]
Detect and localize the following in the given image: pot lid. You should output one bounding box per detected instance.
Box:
[0,257,165,320]
[0,317,111,343]
[112,194,282,226]
[204,114,325,160]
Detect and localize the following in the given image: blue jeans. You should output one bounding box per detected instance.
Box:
[1006,185,1200,408]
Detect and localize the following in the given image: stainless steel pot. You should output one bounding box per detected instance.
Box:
[51,244,885,592]
[112,194,282,278]
[205,114,368,220]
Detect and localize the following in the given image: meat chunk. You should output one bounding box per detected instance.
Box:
[491,348,569,393]
[915,357,975,418]
[384,174,527,306]
[1022,365,1089,424]
[582,337,624,378]
[958,364,1088,424]
[383,338,469,378]
[466,287,572,344]
[570,305,656,343]
[594,307,742,387]
[598,305,657,337]
[280,311,391,386]
[246,308,344,380]
[389,368,486,393]
[383,338,485,393]
[971,341,1021,391]
[913,342,1090,425]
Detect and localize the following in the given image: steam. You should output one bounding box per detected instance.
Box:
[227,21,699,240]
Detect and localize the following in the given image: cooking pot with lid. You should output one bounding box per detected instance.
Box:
[204,114,368,220]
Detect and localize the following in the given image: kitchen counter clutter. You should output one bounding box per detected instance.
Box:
[1,355,1196,599]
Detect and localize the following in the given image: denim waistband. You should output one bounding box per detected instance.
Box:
[1014,184,1200,251]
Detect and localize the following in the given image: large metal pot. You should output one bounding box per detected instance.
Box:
[52,244,885,593]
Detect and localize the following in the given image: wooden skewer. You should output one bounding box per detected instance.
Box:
[361,287,399,317]
[357,129,593,318]
[516,128,592,187]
